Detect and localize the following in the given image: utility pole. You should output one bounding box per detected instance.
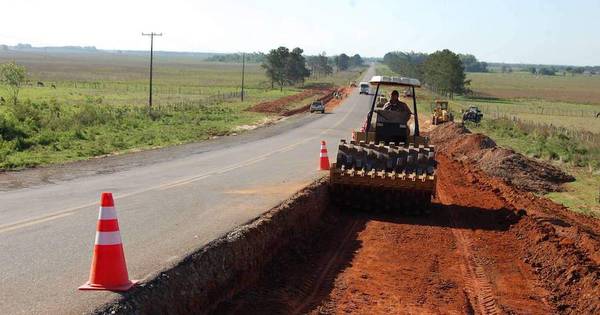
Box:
[142,32,162,112]
[241,52,245,102]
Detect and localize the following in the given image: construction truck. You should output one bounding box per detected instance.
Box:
[330,76,436,213]
[375,95,388,108]
[431,100,453,125]
[462,106,483,123]
[359,82,370,95]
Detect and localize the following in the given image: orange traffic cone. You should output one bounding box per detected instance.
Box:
[319,140,330,170]
[79,192,138,291]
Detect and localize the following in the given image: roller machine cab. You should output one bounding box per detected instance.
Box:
[329,76,437,213]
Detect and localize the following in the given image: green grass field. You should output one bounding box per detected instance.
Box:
[467,71,600,105]
[0,50,299,106]
[468,119,600,217]
[464,71,600,216]
[0,50,364,169]
[461,72,600,133]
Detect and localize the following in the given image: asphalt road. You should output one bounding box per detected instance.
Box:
[0,66,375,314]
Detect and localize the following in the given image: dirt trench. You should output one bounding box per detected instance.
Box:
[209,124,599,315]
[96,124,599,315]
[210,160,553,314]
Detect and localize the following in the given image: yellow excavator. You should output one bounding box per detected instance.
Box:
[431,100,454,125]
[330,76,436,213]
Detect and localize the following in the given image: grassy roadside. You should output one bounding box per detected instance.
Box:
[0,60,364,170]
[0,98,264,169]
[467,119,600,217]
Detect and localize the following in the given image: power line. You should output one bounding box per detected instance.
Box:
[142,32,162,112]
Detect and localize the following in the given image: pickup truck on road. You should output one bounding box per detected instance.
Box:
[359,82,370,95]
[310,100,325,113]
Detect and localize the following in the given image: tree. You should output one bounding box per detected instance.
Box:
[572,67,585,74]
[307,56,319,77]
[263,47,289,90]
[538,67,556,76]
[382,51,426,80]
[336,53,350,71]
[423,49,466,98]
[458,54,488,72]
[501,65,512,73]
[0,62,26,105]
[286,47,310,86]
[350,54,364,67]
[316,52,333,77]
[383,49,471,97]
[262,46,310,90]
[528,67,537,74]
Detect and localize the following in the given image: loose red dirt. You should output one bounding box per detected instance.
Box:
[247,86,353,116]
[247,89,330,114]
[429,123,575,193]
[212,123,599,315]
[325,86,354,112]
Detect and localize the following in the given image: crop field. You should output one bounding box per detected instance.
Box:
[459,72,600,133]
[0,50,363,169]
[0,50,362,107]
[463,71,600,215]
[467,71,600,104]
[0,50,298,106]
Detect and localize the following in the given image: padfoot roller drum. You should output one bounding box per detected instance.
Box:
[329,139,436,214]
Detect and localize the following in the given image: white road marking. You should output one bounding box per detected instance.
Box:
[0,86,361,234]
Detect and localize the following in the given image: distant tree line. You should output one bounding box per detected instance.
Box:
[458,54,488,72]
[383,49,467,98]
[306,53,333,78]
[526,65,598,76]
[305,52,364,79]
[501,65,513,73]
[490,63,599,76]
[565,66,585,74]
[261,48,365,89]
[530,67,557,76]
[333,53,364,71]
[206,52,266,63]
[382,51,428,80]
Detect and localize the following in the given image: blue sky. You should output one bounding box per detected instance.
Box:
[2,0,599,65]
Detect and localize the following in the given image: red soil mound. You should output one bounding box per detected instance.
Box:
[429,123,575,193]
[248,89,329,114]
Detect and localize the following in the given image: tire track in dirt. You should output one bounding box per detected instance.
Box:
[450,214,501,315]
[290,219,362,315]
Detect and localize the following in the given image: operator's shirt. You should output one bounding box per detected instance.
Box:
[383,100,411,113]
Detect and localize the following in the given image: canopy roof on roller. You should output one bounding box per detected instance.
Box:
[369,75,421,87]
